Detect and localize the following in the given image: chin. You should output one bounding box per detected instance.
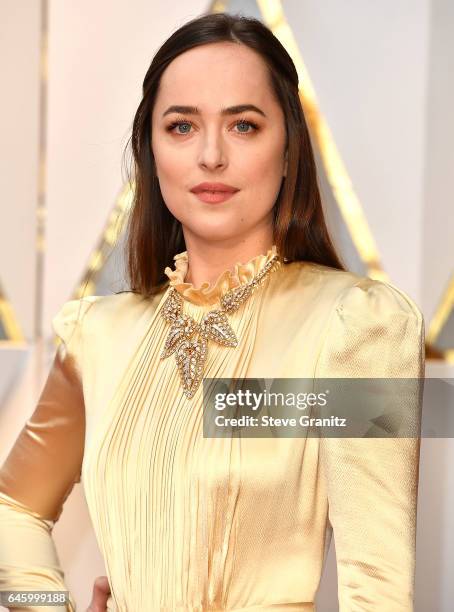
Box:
[186,220,249,242]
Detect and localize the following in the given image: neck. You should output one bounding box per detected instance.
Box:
[183,234,275,288]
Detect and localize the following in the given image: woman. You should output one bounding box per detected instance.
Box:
[0,12,424,612]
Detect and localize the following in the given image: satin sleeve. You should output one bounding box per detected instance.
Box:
[314,278,425,611]
[0,298,95,612]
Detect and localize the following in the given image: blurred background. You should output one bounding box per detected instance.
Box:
[0,0,453,609]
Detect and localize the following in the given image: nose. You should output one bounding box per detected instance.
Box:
[197,128,227,171]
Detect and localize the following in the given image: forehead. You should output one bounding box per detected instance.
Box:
[155,42,273,110]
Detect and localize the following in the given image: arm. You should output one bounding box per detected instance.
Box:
[314,278,425,611]
[0,298,94,611]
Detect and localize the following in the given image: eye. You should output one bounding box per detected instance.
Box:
[166,120,193,135]
[233,118,259,135]
[165,117,259,136]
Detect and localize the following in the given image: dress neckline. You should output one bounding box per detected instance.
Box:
[163,244,279,307]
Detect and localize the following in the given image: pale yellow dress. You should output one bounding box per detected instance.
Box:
[0,245,425,611]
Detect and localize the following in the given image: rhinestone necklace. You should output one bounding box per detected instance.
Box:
[160,253,281,399]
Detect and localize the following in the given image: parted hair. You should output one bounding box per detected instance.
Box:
[122,11,346,297]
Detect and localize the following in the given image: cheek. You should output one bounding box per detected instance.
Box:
[242,144,285,197]
[153,146,194,223]
[154,141,191,184]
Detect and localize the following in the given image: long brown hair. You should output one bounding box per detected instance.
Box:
[123,12,346,297]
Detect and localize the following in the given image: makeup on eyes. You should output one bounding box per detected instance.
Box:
[165,116,259,135]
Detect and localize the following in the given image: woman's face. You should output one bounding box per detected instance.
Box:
[151,41,288,245]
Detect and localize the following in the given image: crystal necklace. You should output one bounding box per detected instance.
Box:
[160,253,281,399]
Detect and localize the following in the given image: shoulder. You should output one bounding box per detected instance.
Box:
[51,291,164,370]
[333,275,423,329]
[284,260,423,325]
[51,291,156,343]
[81,291,151,323]
[51,295,101,345]
[307,266,425,377]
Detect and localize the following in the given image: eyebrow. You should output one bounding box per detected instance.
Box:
[162,104,267,118]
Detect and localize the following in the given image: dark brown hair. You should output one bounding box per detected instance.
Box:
[123,11,346,297]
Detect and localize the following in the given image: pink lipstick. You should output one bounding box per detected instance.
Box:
[190,182,239,204]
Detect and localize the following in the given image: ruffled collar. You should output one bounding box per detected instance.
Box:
[164,244,280,307]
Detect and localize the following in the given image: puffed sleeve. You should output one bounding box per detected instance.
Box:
[314,277,425,611]
[0,297,96,612]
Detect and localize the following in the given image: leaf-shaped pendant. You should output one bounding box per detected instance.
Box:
[175,336,208,399]
[160,314,198,359]
[220,284,253,313]
[161,288,183,322]
[199,310,238,347]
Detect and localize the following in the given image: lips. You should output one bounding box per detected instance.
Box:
[190,182,239,194]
